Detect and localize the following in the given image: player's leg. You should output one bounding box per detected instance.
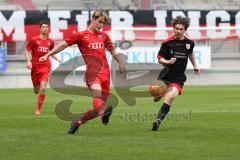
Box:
[90,82,106,117]
[154,70,169,102]
[31,70,41,114]
[68,76,112,134]
[101,78,113,125]
[33,85,40,94]
[157,86,179,120]
[31,69,40,94]
[33,85,40,112]
[68,82,103,134]
[72,82,102,125]
[68,108,98,134]
[152,86,180,131]
[35,81,47,115]
[35,67,50,115]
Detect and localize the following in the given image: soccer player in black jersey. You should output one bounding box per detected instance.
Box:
[152,16,201,131]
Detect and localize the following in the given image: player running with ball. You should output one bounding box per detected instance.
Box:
[39,11,126,134]
[152,16,200,131]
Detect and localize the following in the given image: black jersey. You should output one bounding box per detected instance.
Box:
[157,36,195,84]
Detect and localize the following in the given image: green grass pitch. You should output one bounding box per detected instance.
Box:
[0,85,240,160]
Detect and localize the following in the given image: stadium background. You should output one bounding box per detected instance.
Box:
[0,1,240,160]
[0,0,240,87]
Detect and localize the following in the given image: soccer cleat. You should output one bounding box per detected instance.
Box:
[101,106,113,125]
[153,96,162,102]
[67,119,81,134]
[151,120,161,131]
[35,110,41,115]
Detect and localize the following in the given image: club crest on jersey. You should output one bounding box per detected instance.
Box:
[47,42,51,46]
[186,44,190,49]
[170,49,174,55]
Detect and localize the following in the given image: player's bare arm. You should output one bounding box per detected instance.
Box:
[109,49,126,73]
[189,53,200,75]
[158,57,176,65]
[39,41,68,62]
[51,54,62,64]
[25,49,32,69]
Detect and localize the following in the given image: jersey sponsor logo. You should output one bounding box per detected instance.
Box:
[186,44,190,49]
[38,47,50,53]
[88,42,104,49]
[174,52,187,58]
[176,43,183,45]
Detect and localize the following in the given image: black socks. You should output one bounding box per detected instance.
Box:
[156,103,170,123]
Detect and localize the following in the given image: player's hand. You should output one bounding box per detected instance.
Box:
[168,58,176,64]
[26,61,32,69]
[119,64,126,73]
[39,55,47,62]
[194,67,201,75]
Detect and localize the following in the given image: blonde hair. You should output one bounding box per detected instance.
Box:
[92,10,110,24]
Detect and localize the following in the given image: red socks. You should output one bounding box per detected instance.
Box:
[76,97,105,124]
[80,109,98,123]
[93,97,105,117]
[36,93,45,111]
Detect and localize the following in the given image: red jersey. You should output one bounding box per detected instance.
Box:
[65,30,114,75]
[26,36,54,66]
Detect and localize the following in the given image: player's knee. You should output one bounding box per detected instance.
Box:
[34,90,39,94]
[164,94,175,103]
[40,86,46,93]
[92,91,101,98]
[33,86,39,94]
[91,86,102,98]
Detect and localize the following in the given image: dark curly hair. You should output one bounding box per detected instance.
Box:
[171,16,190,30]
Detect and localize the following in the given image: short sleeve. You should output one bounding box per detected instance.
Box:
[65,32,80,46]
[25,38,34,51]
[104,33,115,51]
[50,40,54,50]
[157,42,169,59]
[189,41,195,53]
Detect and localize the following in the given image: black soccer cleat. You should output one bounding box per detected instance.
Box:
[67,119,80,134]
[151,120,161,131]
[153,96,162,102]
[101,106,113,125]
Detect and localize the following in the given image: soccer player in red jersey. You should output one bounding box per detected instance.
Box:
[151,16,201,131]
[25,20,61,115]
[39,11,126,134]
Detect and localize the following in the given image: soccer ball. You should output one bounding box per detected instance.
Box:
[149,80,167,97]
